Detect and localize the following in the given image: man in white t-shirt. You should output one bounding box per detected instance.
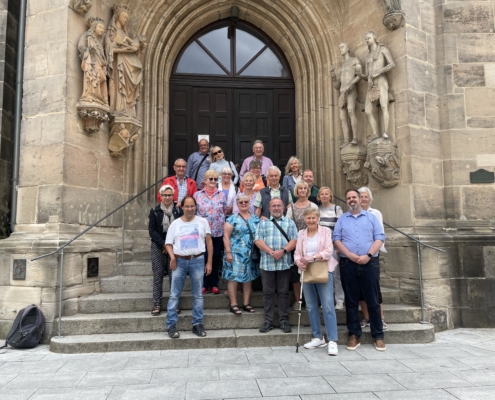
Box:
[165,196,212,338]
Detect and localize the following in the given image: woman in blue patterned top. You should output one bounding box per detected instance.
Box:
[222,194,260,314]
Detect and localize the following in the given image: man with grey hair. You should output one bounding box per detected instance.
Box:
[186,138,211,188]
[160,158,198,206]
[254,166,292,219]
[239,140,274,179]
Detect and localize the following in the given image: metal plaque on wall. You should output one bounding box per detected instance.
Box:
[13,259,26,280]
[87,257,99,277]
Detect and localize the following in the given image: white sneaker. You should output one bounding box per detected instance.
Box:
[327,341,339,356]
[335,301,345,310]
[304,337,326,349]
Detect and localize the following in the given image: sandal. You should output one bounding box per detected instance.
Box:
[242,304,256,313]
[229,305,242,315]
[151,305,161,316]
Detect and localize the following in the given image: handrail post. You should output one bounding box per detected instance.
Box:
[55,248,65,338]
[121,205,125,275]
[416,242,428,324]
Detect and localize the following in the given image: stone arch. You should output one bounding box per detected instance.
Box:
[129,0,346,200]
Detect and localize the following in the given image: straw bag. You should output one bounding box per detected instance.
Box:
[300,237,328,284]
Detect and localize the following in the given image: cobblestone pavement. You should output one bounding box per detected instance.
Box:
[1,328,495,399]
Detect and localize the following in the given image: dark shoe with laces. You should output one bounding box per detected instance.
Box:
[167,326,180,339]
[192,324,207,337]
[280,321,292,333]
[259,321,274,333]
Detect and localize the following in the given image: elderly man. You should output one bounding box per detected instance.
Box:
[333,189,386,351]
[186,139,211,188]
[165,196,213,339]
[239,140,274,179]
[254,198,298,333]
[302,170,320,206]
[159,159,198,206]
[254,166,292,219]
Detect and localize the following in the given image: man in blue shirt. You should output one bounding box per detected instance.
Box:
[333,189,386,351]
[186,139,210,188]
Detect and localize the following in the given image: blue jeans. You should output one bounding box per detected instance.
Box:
[303,271,338,341]
[166,256,204,328]
[340,257,383,340]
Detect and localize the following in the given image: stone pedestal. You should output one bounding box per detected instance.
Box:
[365,137,401,188]
[77,102,110,134]
[340,143,369,188]
[108,116,141,157]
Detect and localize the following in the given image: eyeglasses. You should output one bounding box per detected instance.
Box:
[212,150,223,156]
[238,200,249,205]
[175,165,186,169]
[207,177,219,181]
[161,194,173,198]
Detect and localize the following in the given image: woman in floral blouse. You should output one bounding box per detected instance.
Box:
[194,169,227,294]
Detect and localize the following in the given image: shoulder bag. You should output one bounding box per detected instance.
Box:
[270,218,296,272]
[300,235,329,284]
[238,214,260,264]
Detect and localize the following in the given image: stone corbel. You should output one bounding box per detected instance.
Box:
[72,0,93,15]
[382,0,405,30]
[77,103,110,134]
[340,144,369,188]
[108,116,142,157]
[365,138,401,188]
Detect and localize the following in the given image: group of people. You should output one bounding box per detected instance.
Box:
[148,139,387,353]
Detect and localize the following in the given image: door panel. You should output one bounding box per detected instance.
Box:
[273,89,296,173]
[169,86,192,174]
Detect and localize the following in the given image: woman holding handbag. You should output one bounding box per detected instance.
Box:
[222,194,261,314]
[294,208,339,356]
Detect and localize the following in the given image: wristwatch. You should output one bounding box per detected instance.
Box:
[367,253,373,258]
[283,249,287,254]
[313,256,316,262]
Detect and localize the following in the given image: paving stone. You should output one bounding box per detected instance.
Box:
[186,379,261,400]
[57,357,129,373]
[218,363,286,380]
[452,356,495,369]
[301,346,366,362]
[102,350,164,359]
[30,386,113,400]
[451,345,495,357]
[282,361,350,377]
[125,354,189,370]
[445,386,495,400]
[323,374,406,393]
[388,371,473,390]
[0,389,37,400]
[374,389,458,400]
[301,395,379,400]
[2,372,86,390]
[355,346,420,360]
[340,359,413,374]
[451,369,495,386]
[151,366,219,383]
[77,369,153,387]
[399,357,474,372]
[0,374,17,388]
[108,383,186,400]
[0,351,46,362]
[246,351,309,364]
[407,346,476,358]
[0,360,66,374]
[257,376,335,397]
[188,352,249,367]
[41,353,104,360]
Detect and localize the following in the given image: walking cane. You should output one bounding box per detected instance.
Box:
[296,271,304,353]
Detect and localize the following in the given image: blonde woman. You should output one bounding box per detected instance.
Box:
[209,146,239,185]
[233,172,257,215]
[218,166,238,216]
[282,156,302,201]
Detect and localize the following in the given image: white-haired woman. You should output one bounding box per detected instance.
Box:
[218,166,239,216]
[148,184,183,316]
[209,146,239,185]
[358,186,387,330]
[282,156,302,201]
[233,172,257,215]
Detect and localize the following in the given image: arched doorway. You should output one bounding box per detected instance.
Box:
[168,20,295,175]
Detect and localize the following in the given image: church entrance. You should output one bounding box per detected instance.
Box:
[169,20,295,175]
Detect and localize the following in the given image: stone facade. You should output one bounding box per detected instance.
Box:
[1,0,495,339]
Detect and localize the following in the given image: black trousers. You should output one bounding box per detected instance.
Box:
[260,268,291,324]
[150,242,170,307]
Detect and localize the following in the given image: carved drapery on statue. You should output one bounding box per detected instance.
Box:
[76,17,110,133]
[382,0,405,30]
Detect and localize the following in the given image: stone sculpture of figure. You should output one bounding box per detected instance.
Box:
[104,2,146,118]
[74,0,93,15]
[77,17,108,106]
[331,42,362,147]
[356,31,396,141]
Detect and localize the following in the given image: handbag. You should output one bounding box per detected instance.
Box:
[238,214,260,264]
[300,237,329,284]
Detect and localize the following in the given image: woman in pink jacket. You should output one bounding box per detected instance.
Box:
[294,208,339,356]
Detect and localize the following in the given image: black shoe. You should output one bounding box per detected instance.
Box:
[259,321,273,333]
[192,324,207,337]
[280,321,292,333]
[167,326,180,338]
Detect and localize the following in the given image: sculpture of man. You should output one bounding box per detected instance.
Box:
[104,3,146,118]
[331,42,362,146]
[356,31,396,141]
[77,17,108,106]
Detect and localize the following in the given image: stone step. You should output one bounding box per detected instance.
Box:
[58,304,421,336]
[50,323,435,354]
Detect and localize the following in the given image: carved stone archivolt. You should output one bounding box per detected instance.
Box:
[76,2,146,157]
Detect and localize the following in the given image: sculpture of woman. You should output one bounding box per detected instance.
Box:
[77,17,108,106]
[104,3,146,118]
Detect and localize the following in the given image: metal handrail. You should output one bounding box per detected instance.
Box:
[31,175,167,338]
[333,194,445,324]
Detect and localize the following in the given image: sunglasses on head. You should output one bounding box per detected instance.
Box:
[207,177,219,181]
[212,150,223,156]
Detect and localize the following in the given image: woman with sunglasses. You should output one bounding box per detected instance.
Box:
[194,169,228,294]
[218,166,239,216]
[222,194,260,314]
[209,146,239,185]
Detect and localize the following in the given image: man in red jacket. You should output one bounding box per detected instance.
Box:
[158,159,198,206]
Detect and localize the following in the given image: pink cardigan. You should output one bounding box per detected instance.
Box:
[294,226,338,272]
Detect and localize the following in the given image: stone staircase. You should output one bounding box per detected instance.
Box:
[50,260,435,353]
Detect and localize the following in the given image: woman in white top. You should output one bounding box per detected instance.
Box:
[209,146,239,185]
[317,186,345,310]
[282,156,302,201]
[218,166,238,216]
[358,186,387,330]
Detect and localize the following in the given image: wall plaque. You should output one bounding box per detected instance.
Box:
[470,169,495,184]
[87,257,99,277]
[13,259,26,280]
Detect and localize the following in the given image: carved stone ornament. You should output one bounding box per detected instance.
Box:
[108,116,141,157]
[73,0,93,15]
[340,143,369,188]
[77,16,110,133]
[382,0,405,30]
[365,137,401,188]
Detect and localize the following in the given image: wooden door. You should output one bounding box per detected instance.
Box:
[273,89,296,173]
